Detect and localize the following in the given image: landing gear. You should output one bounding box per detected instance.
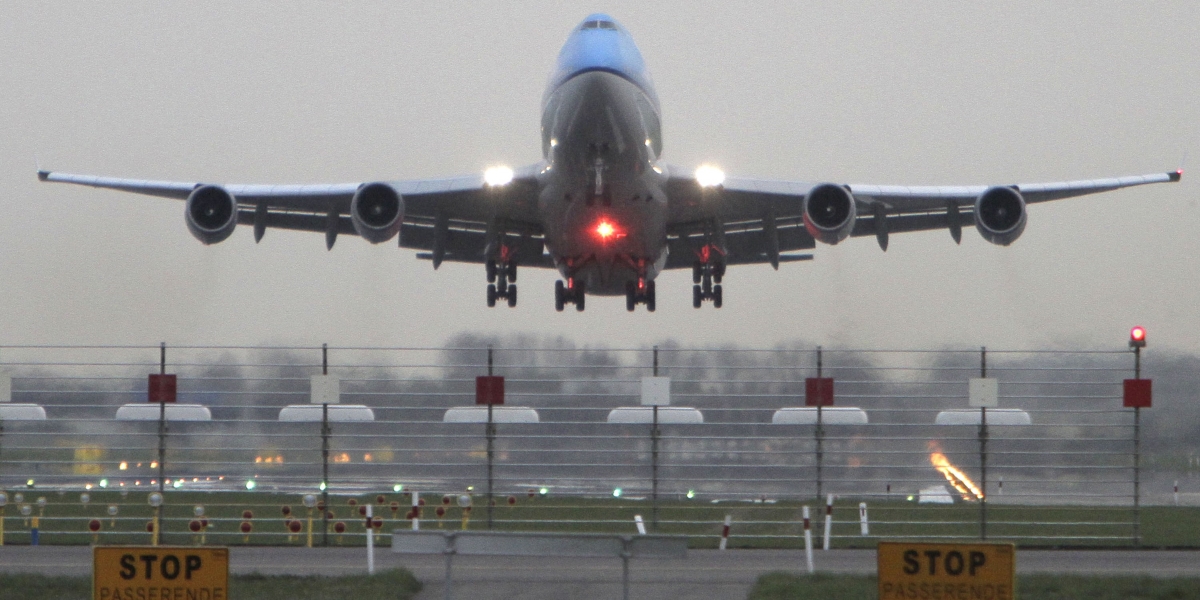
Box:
[692,258,725,308]
[625,279,656,312]
[555,279,585,312]
[485,259,518,307]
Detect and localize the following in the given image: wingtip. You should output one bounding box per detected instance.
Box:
[1170,169,1183,182]
[37,170,50,181]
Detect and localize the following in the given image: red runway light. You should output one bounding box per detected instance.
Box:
[1130,326,1146,348]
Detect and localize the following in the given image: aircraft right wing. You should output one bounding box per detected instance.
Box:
[39,164,554,268]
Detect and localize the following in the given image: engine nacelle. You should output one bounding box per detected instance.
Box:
[974,186,1027,246]
[803,183,857,245]
[185,185,238,245]
[351,182,405,244]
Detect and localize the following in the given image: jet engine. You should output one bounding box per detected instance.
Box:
[974,186,1027,246]
[803,183,857,245]
[185,185,238,245]
[351,182,405,244]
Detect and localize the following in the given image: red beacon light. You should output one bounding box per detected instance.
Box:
[592,218,624,243]
[1129,326,1146,349]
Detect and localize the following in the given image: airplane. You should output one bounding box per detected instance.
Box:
[39,13,1181,312]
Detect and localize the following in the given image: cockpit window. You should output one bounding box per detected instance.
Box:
[581,20,618,30]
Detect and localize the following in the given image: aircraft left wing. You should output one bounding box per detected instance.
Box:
[38,166,553,268]
[662,165,1181,269]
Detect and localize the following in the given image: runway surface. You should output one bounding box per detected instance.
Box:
[2,546,1198,600]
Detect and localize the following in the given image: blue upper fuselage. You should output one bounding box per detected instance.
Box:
[543,14,659,111]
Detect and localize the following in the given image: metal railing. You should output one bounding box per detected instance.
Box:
[0,343,1189,548]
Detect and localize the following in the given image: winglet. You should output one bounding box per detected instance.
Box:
[37,169,50,182]
[1169,169,1183,182]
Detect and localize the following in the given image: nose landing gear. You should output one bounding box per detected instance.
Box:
[625,279,656,312]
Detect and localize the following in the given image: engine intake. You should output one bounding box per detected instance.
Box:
[351,182,405,244]
[803,183,857,245]
[974,186,1027,246]
[185,185,238,245]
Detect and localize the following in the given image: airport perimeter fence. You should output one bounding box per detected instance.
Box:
[0,343,1194,549]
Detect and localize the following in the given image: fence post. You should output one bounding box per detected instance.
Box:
[1133,345,1141,547]
[651,346,660,531]
[486,346,495,530]
[321,343,330,547]
[157,342,167,545]
[815,346,823,502]
[979,347,988,540]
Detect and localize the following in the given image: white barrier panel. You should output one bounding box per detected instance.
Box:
[935,409,1031,426]
[442,407,540,424]
[918,486,955,504]
[772,407,868,425]
[278,405,375,422]
[115,404,211,421]
[606,407,703,424]
[0,404,47,420]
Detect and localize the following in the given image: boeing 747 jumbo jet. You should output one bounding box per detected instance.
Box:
[40,14,1180,312]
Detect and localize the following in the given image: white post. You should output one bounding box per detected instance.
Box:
[719,514,731,550]
[412,492,420,531]
[859,502,869,536]
[802,506,814,574]
[1175,481,1180,506]
[365,504,375,575]
[998,476,1004,495]
[823,494,833,551]
[634,515,646,535]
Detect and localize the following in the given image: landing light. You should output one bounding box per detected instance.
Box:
[484,166,514,187]
[695,165,725,188]
[596,220,616,239]
[1130,326,1147,348]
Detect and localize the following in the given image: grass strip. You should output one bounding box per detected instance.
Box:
[0,569,421,600]
[749,572,1200,599]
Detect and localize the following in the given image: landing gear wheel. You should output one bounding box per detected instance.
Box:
[507,262,517,282]
[486,284,497,308]
[713,285,723,308]
[554,280,565,312]
[625,282,636,312]
[575,282,586,312]
[645,280,656,312]
[507,285,518,308]
[486,261,497,283]
[693,285,702,308]
[692,262,702,284]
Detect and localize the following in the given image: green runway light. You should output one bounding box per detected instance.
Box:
[26,479,35,488]
[539,487,549,496]
[319,482,327,491]
[99,479,109,488]
[173,480,182,489]
[393,484,402,492]
[612,488,622,498]
[687,490,695,499]
[245,479,257,491]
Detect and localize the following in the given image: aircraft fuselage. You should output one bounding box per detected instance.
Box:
[536,15,669,296]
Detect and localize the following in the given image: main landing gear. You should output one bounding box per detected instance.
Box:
[555,279,585,312]
[486,259,517,308]
[625,279,656,312]
[692,260,725,309]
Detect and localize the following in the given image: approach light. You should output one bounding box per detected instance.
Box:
[695,165,725,188]
[484,166,514,187]
[1129,326,1147,348]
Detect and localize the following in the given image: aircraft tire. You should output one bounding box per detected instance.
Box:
[487,284,497,308]
[507,262,517,282]
[486,261,497,283]
[646,280,656,312]
[692,262,702,284]
[576,282,586,312]
[508,285,517,308]
[713,285,723,309]
[693,285,702,308]
[625,282,636,312]
[554,280,565,312]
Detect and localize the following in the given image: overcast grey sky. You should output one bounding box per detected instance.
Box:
[1,2,1197,352]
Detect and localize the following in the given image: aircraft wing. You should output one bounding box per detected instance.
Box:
[662,165,1181,269]
[38,165,553,267]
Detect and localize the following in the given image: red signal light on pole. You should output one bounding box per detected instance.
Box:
[1129,326,1146,348]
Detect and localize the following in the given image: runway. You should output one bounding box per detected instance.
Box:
[2,546,1198,600]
